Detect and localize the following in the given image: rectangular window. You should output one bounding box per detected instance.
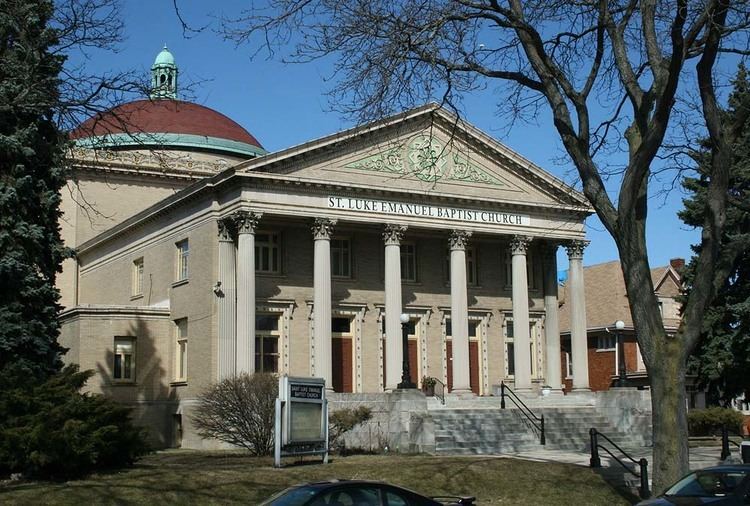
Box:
[445,320,477,337]
[446,246,478,285]
[503,318,541,378]
[401,243,417,282]
[114,337,135,382]
[175,318,188,382]
[332,317,352,333]
[255,233,280,273]
[132,257,144,296]
[175,239,189,281]
[331,238,351,278]
[597,335,616,351]
[255,314,280,373]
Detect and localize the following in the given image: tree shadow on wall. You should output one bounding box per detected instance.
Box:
[95,316,171,448]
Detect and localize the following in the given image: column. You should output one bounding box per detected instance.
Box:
[312,218,336,390]
[217,218,237,380]
[542,242,563,392]
[566,240,590,391]
[235,211,261,375]
[510,235,533,391]
[383,224,406,391]
[449,229,472,394]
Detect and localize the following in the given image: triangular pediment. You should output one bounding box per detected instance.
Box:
[237,105,589,210]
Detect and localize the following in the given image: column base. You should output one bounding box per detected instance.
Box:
[571,387,591,393]
[541,388,565,397]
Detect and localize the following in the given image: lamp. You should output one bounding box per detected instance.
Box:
[614,320,626,387]
[397,313,416,389]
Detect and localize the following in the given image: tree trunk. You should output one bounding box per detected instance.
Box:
[649,340,689,493]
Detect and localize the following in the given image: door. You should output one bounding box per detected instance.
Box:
[332,337,353,393]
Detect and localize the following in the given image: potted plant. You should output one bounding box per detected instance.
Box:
[422,376,437,396]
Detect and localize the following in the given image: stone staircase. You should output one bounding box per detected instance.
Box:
[429,406,650,455]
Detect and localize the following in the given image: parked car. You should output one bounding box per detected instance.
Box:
[636,465,750,505]
[261,479,475,506]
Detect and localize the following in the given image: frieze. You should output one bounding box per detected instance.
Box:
[344,134,506,186]
[68,147,230,174]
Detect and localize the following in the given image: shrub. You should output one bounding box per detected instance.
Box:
[192,373,278,455]
[329,406,373,452]
[0,364,149,480]
[687,407,745,436]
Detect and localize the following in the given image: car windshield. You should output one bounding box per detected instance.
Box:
[664,470,749,497]
[263,485,319,506]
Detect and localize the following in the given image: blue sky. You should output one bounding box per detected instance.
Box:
[68,0,706,272]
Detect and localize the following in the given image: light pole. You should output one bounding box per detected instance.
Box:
[615,320,627,387]
[397,313,416,389]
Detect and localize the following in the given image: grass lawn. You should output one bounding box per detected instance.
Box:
[0,451,634,505]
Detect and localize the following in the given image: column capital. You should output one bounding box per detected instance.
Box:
[217,217,235,242]
[382,224,407,245]
[565,239,589,260]
[510,235,533,255]
[312,217,337,240]
[234,210,262,235]
[448,229,472,250]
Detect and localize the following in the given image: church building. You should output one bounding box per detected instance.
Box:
[58,48,595,447]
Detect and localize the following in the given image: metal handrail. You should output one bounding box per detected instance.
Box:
[433,378,446,405]
[720,424,747,460]
[500,381,545,445]
[590,427,650,499]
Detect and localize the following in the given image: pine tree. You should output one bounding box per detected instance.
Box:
[0,0,69,379]
[681,64,750,405]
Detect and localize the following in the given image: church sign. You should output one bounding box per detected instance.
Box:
[274,376,328,467]
[328,196,530,226]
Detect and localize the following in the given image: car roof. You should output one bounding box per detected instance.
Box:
[698,465,750,472]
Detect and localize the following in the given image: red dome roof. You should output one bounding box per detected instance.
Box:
[70,99,263,150]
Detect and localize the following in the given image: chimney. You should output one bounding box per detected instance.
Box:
[670,258,685,271]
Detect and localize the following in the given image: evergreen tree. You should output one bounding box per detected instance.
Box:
[0,0,69,379]
[681,64,750,405]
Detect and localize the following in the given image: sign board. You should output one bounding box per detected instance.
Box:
[275,375,328,467]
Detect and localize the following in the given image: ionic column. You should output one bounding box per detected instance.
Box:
[217,218,237,380]
[235,211,261,375]
[383,224,407,391]
[566,240,590,391]
[313,218,336,390]
[542,242,563,392]
[449,230,472,394]
[510,235,533,391]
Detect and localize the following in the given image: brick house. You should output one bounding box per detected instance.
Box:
[558,259,684,392]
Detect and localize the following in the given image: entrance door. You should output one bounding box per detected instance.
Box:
[332,317,353,393]
[445,320,481,394]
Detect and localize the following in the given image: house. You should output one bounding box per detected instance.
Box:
[558,259,686,394]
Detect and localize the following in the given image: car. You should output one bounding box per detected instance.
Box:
[636,465,750,505]
[261,479,475,506]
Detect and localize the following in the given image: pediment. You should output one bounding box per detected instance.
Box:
[240,105,588,210]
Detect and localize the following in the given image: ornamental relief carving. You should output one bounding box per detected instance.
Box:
[565,240,589,259]
[344,135,506,186]
[448,230,472,250]
[311,218,336,240]
[234,211,262,234]
[382,224,407,245]
[509,235,533,255]
[217,218,234,241]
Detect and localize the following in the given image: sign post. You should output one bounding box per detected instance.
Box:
[274,375,328,467]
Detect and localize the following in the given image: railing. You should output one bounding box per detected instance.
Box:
[500,381,545,445]
[589,428,650,499]
[433,378,446,405]
[720,424,746,460]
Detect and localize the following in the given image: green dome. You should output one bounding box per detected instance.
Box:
[154,45,175,66]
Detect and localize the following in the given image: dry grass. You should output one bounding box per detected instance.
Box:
[0,451,633,505]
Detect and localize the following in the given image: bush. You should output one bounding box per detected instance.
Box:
[687,407,745,436]
[192,373,278,455]
[329,406,373,452]
[0,364,149,480]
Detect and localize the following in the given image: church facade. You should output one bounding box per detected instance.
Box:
[59,48,595,448]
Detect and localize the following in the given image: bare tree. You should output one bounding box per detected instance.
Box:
[217,0,750,491]
[192,373,278,455]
